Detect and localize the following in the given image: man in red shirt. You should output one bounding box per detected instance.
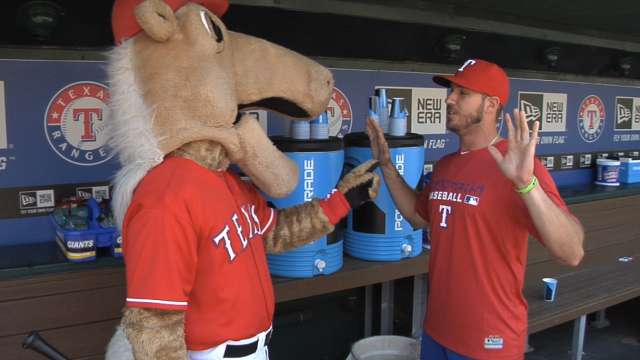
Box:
[367,59,584,360]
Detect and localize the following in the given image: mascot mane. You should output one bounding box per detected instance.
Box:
[108,41,164,227]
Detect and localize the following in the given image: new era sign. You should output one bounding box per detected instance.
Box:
[615,97,640,131]
[385,87,448,135]
[18,189,54,209]
[518,92,567,132]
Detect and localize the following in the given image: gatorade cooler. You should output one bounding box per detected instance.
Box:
[343,132,424,261]
[267,136,344,278]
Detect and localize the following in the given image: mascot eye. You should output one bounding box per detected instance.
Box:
[200,11,224,43]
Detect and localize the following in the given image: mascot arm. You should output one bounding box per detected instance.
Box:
[122,307,187,360]
[264,160,379,253]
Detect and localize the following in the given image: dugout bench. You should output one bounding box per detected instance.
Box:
[1,184,638,359]
[524,187,640,360]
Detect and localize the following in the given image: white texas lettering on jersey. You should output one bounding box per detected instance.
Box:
[212,225,236,260]
[212,204,264,261]
[439,205,452,228]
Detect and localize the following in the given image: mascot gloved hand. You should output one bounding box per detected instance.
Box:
[265,159,379,254]
[104,1,379,359]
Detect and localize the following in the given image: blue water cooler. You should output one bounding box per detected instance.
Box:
[344,97,424,261]
[267,115,345,278]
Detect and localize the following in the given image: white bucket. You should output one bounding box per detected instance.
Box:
[595,158,621,186]
[347,335,419,360]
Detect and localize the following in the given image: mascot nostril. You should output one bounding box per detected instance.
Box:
[106,1,379,359]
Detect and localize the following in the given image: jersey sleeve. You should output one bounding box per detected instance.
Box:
[525,158,571,243]
[414,182,432,224]
[123,207,198,311]
[241,179,278,237]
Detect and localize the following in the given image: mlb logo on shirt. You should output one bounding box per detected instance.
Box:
[484,335,504,349]
[463,195,479,206]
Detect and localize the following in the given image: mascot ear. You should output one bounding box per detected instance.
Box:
[134,0,178,43]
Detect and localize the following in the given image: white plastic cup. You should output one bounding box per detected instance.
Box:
[542,277,558,302]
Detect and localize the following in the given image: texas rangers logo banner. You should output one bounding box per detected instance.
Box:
[0,60,119,189]
[0,59,119,248]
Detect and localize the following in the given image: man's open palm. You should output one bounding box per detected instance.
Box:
[488,109,540,188]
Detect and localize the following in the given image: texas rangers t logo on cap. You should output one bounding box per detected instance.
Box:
[433,59,510,106]
[458,59,477,72]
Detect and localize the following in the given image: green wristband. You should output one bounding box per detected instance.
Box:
[515,175,538,195]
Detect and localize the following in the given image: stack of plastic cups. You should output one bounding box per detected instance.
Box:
[267,113,344,278]
[311,111,329,139]
[290,120,311,140]
[376,88,389,133]
[389,98,407,136]
[369,96,380,123]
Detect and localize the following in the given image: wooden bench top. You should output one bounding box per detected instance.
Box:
[273,252,429,302]
[526,254,640,334]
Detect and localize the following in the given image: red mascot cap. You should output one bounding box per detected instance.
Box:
[112,0,229,45]
[433,59,510,106]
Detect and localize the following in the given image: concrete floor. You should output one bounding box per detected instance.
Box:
[526,298,640,360]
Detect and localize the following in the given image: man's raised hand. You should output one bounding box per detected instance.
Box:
[488,109,540,189]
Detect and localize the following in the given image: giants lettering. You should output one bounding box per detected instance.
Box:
[212,204,264,261]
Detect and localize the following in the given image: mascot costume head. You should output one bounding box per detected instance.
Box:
[106,1,379,359]
[109,0,336,226]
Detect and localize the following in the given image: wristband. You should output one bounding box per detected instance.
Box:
[515,175,538,195]
[318,190,351,225]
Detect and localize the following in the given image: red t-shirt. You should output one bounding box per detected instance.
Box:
[123,157,277,350]
[415,140,568,359]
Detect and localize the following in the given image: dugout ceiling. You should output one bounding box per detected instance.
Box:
[0,0,638,79]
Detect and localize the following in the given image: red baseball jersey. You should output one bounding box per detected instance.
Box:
[123,156,277,350]
[415,140,569,359]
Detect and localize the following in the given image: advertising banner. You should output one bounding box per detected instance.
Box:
[1,59,639,247]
